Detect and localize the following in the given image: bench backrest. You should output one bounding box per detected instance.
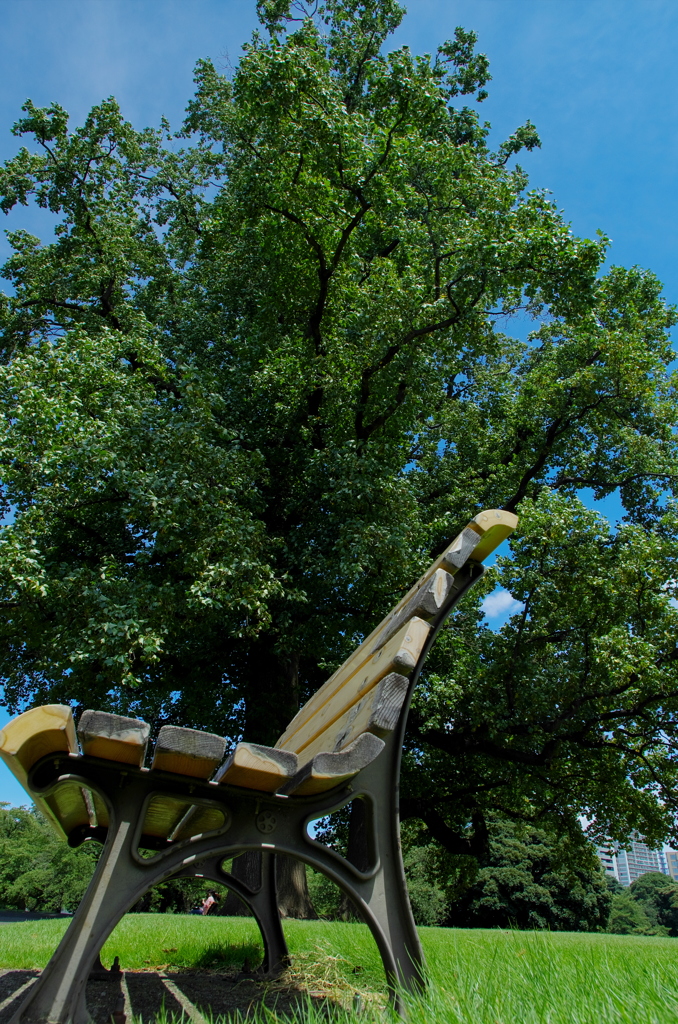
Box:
[275,509,517,759]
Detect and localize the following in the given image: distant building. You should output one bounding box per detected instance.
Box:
[596,836,668,886]
[666,849,678,882]
[596,844,619,882]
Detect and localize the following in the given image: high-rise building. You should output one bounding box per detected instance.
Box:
[597,836,668,886]
[596,844,619,882]
[666,849,678,882]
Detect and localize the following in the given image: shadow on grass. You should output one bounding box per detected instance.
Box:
[191,941,264,972]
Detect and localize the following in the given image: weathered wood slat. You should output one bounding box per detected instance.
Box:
[142,795,194,840]
[0,705,81,838]
[43,782,91,837]
[276,617,431,755]
[151,726,226,779]
[372,569,455,652]
[77,710,150,767]
[382,511,517,628]
[274,511,516,755]
[281,733,385,796]
[215,743,298,792]
[294,672,409,763]
[0,705,77,787]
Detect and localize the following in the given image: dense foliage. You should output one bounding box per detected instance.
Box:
[607,872,678,936]
[0,804,97,912]
[0,803,219,914]
[1,0,678,875]
[311,813,609,930]
[445,817,611,931]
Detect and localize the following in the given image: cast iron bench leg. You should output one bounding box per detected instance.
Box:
[177,849,289,977]
[10,794,146,1024]
[8,777,231,1024]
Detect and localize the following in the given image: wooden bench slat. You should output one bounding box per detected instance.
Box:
[293,672,409,764]
[0,705,77,787]
[384,511,517,628]
[276,617,431,756]
[463,509,518,564]
[151,726,226,779]
[0,705,81,837]
[142,795,195,840]
[372,569,456,652]
[281,733,385,796]
[78,711,150,767]
[43,782,92,837]
[275,511,516,756]
[215,743,298,792]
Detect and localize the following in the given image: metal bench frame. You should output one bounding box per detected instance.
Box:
[10,560,483,1024]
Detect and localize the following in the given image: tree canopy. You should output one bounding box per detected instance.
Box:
[0,804,97,912]
[607,871,678,936]
[445,816,611,931]
[1,0,678,870]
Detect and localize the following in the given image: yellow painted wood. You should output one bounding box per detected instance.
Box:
[77,711,149,767]
[141,796,228,843]
[0,705,77,790]
[81,735,142,766]
[151,726,225,780]
[142,796,193,840]
[43,782,91,836]
[274,510,517,755]
[373,568,455,652]
[468,509,519,563]
[0,705,92,840]
[215,743,295,792]
[288,767,359,797]
[277,617,431,755]
[292,672,407,763]
[92,791,110,829]
[171,804,228,841]
[151,750,219,779]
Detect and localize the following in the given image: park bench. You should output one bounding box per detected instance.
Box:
[0,508,517,1023]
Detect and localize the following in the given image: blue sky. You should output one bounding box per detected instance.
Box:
[0,0,676,804]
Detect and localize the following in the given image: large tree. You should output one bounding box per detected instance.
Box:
[1,0,678,882]
[445,816,611,932]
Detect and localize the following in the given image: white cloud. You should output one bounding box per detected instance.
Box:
[482,589,524,619]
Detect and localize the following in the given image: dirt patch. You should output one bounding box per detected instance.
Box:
[0,968,348,1023]
[0,971,39,1024]
[164,969,336,1021]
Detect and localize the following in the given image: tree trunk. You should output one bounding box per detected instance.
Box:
[218,852,316,919]
[243,636,300,747]
[235,636,320,917]
[276,855,316,919]
[338,799,370,921]
[219,851,261,916]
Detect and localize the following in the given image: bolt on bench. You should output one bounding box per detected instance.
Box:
[0,509,517,1023]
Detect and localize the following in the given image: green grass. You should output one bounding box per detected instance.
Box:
[2,916,678,1022]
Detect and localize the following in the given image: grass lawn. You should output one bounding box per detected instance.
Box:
[0,915,677,1023]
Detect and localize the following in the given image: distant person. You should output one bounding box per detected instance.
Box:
[201,891,219,915]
